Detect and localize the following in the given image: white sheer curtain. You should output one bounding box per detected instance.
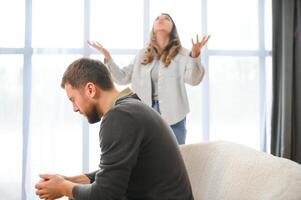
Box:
[24,55,83,199]
[0,55,23,199]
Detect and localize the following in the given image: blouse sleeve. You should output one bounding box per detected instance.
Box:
[183,52,205,85]
[105,50,143,85]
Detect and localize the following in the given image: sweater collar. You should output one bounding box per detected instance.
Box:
[109,87,134,109]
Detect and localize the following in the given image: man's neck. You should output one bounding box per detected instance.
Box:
[97,88,120,116]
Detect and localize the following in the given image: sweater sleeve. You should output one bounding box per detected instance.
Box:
[72,109,143,200]
[84,170,98,183]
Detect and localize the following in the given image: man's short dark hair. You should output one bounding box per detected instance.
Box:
[61,57,114,90]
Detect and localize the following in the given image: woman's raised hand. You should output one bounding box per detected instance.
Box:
[87,40,111,60]
[190,35,210,58]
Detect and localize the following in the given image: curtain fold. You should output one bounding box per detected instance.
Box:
[271,0,301,164]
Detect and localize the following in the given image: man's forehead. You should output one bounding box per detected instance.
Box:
[64,83,72,90]
[64,83,72,92]
[64,83,84,96]
[64,83,75,97]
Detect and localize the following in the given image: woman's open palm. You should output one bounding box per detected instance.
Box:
[87,40,111,60]
[191,35,210,58]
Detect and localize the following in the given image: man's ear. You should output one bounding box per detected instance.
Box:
[85,82,97,98]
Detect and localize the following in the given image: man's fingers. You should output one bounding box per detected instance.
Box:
[35,181,46,189]
[40,193,50,199]
[39,174,52,180]
[36,188,47,196]
[36,189,42,195]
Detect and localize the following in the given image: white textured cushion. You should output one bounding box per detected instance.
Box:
[180,141,301,200]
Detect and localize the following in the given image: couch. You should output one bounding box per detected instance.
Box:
[179,141,301,200]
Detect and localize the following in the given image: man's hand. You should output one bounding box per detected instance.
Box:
[35,174,75,199]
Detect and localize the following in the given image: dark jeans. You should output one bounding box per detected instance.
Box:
[152,100,187,145]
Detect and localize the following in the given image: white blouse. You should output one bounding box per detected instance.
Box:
[105,48,205,125]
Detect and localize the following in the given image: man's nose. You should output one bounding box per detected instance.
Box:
[73,104,79,112]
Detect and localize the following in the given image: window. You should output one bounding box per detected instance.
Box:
[0,0,271,199]
[0,55,23,200]
[90,0,143,49]
[209,56,260,148]
[0,0,25,47]
[32,0,84,48]
[207,0,259,50]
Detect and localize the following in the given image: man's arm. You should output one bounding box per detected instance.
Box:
[36,108,141,200]
[65,174,91,184]
[72,109,142,200]
[35,174,92,199]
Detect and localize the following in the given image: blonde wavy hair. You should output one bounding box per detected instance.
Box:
[141,13,182,67]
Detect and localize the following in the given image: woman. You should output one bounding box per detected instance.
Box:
[88,13,210,144]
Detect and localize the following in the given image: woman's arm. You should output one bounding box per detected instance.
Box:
[184,53,205,85]
[184,35,210,85]
[105,57,135,85]
[88,40,136,85]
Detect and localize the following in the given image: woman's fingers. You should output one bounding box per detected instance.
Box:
[88,40,101,49]
[87,40,93,46]
[87,40,107,54]
[204,35,210,45]
[87,40,111,60]
[191,37,195,45]
[87,40,98,48]
[192,35,209,48]
[200,36,206,46]
[95,41,103,48]
[190,34,211,57]
[200,35,210,46]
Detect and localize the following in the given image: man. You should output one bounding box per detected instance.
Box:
[35,57,194,200]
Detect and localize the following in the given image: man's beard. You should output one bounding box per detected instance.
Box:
[86,105,101,124]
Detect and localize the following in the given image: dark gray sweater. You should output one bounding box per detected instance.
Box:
[73,94,194,200]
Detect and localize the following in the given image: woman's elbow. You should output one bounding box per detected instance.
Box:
[187,78,202,85]
[185,71,205,85]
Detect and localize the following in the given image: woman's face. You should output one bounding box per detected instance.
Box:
[153,14,173,34]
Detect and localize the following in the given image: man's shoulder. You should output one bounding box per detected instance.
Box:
[116,93,141,104]
[115,93,151,110]
[105,94,143,118]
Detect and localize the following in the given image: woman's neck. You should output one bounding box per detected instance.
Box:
[155,32,170,52]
